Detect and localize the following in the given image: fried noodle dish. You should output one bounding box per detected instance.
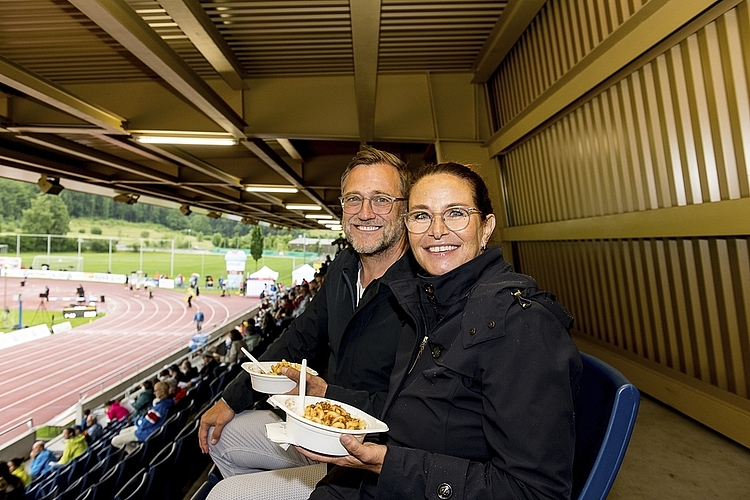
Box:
[303,401,367,430]
[269,360,302,375]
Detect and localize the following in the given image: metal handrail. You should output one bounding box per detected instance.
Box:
[77,340,189,402]
[0,418,33,438]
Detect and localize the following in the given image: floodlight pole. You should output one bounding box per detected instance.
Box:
[2,264,6,310]
[170,239,175,278]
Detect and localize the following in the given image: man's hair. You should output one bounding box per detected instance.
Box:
[142,380,153,390]
[340,146,408,197]
[154,381,170,394]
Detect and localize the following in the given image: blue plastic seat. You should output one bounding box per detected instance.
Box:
[145,442,178,500]
[113,469,149,500]
[572,352,640,500]
[189,480,213,500]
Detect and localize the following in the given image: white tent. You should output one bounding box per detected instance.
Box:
[246,266,279,297]
[292,264,316,285]
[249,266,279,280]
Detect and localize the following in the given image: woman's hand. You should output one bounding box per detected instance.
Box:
[281,367,328,397]
[295,435,387,474]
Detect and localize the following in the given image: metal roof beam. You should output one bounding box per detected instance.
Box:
[159,0,249,90]
[350,0,381,143]
[0,55,126,134]
[69,0,247,138]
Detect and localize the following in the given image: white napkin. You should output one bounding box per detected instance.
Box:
[266,422,292,450]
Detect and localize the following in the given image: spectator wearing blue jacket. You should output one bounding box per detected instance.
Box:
[28,441,55,479]
[110,382,173,452]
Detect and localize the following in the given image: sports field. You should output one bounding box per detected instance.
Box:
[13,251,319,288]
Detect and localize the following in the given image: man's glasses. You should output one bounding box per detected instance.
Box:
[404,207,482,234]
[339,194,406,215]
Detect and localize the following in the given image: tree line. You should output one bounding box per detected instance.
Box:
[0,177,311,254]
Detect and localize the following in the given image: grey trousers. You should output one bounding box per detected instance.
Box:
[208,409,316,478]
[206,464,326,500]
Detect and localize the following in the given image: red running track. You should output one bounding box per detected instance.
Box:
[0,278,258,447]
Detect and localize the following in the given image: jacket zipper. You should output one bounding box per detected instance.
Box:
[408,335,429,374]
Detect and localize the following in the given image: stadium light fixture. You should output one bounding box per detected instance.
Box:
[135,135,237,146]
[285,204,321,211]
[244,185,299,194]
[305,214,333,220]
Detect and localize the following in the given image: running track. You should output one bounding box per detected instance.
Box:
[0,278,258,446]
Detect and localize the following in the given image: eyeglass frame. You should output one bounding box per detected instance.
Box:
[338,194,407,215]
[403,206,483,234]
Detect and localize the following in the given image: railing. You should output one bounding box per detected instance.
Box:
[0,418,33,439]
[77,339,194,403]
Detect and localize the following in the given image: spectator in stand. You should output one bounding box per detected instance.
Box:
[131,380,155,417]
[0,462,24,500]
[292,282,311,318]
[6,459,30,487]
[181,359,199,382]
[79,409,91,431]
[84,414,103,443]
[49,427,88,468]
[167,378,187,403]
[199,352,220,378]
[224,329,244,365]
[111,382,174,452]
[28,441,55,479]
[168,364,190,386]
[105,399,130,422]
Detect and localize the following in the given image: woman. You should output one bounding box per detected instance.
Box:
[301,162,582,499]
[224,328,244,365]
[105,399,130,422]
[0,462,24,500]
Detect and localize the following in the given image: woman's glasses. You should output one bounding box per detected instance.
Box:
[404,207,481,234]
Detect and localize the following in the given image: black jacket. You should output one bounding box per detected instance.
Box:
[314,246,582,500]
[221,248,420,415]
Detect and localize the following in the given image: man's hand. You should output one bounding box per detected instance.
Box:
[295,435,386,474]
[281,367,328,397]
[198,398,235,453]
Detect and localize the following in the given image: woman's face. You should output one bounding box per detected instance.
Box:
[407,173,495,276]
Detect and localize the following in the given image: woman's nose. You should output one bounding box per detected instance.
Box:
[428,215,448,238]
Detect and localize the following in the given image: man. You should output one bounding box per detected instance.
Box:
[28,441,55,479]
[199,147,420,478]
[84,414,103,442]
[49,427,88,468]
[194,309,205,331]
[111,381,173,451]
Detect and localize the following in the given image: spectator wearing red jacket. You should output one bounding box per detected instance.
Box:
[105,399,130,422]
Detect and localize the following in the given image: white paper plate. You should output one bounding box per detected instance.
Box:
[268,395,388,456]
[242,361,318,394]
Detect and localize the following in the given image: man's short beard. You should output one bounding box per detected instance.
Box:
[344,219,405,257]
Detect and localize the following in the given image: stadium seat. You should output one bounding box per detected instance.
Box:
[112,443,144,492]
[160,412,182,444]
[90,461,122,500]
[113,469,148,500]
[572,352,640,500]
[73,486,94,500]
[172,419,209,495]
[34,485,58,500]
[140,425,166,465]
[57,476,84,500]
[207,463,222,486]
[189,480,213,500]
[100,445,126,473]
[145,442,178,500]
[77,459,106,494]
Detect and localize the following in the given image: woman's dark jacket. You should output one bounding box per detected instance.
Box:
[315,245,582,500]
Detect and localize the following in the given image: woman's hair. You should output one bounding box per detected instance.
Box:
[230,329,243,341]
[142,379,153,390]
[105,400,115,406]
[409,162,493,218]
[9,458,23,468]
[340,146,409,197]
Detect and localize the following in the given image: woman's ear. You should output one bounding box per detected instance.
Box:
[482,214,496,247]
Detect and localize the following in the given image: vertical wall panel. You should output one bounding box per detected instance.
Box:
[488,0,650,129]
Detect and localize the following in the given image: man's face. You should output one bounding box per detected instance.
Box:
[341,163,406,256]
[154,383,169,399]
